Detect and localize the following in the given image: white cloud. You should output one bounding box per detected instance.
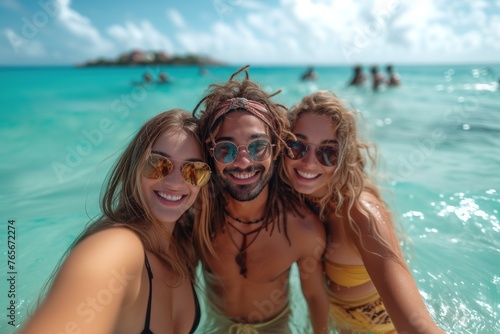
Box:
[177,19,282,63]
[422,24,461,52]
[1,0,497,65]
[389,0,500,61]
[233,0,266,10]
[55,0,113,54]
[485,15,500,49]
[168,9,185,29]
[3,28,46,56]
[211,0,266,19]
[107,21,174,52]
[177,0,387,63]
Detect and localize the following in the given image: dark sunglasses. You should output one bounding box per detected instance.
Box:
[211,139,274,164]
[142,154,211,186]
[286,140,338,167]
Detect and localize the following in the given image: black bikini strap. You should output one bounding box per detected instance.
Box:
[189,284,201,334]
[143,253,154,331]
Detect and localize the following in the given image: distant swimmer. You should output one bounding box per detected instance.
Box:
[301,66,318,81]
[143,71,153,84]
[157,71,172,84]
[386,65,401,86]
[348,65,366,86]
[132,71,154,86]
[371,65,386,91]
[132,71,171,87]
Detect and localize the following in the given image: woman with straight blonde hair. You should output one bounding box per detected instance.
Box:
[21,109,211,334]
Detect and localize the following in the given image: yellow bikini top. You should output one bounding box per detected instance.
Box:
[304,194,371,287]
[324,260,371,287]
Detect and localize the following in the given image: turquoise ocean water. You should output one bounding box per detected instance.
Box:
[0,64,499,333]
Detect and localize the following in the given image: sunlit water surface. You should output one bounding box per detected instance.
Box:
[0,64,498,333]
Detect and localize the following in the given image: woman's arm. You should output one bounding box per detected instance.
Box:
[297,212,329,334]
[353,193,445,334]
[20,227,145,334]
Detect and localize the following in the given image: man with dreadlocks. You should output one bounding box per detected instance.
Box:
[192,66,329,333]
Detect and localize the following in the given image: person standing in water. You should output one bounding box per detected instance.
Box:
[193,66,329,333]
[370,65,386,91]
[281,90,445,333]
[20,109,211,334]
[348,65,366,86]
[386,65,401,86]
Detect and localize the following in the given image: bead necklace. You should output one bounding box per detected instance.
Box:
[224,209,265,225]
[225,211,267,277]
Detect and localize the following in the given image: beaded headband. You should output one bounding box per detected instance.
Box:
[210,98,272,129]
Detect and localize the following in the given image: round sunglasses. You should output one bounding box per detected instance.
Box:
[211,139,274,164]
[142,154,211,186]
[286,140,338,167]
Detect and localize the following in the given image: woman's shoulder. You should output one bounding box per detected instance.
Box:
[66,227,146,276]
[286,205,326,254]
[355,190,397,239]
[82,226,142,243]
[358,190,389,216]
[335,190,393,234]
[287,204,324,231]
[77,226,144,252]
[19,230,147,333]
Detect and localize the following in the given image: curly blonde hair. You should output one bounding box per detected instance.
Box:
[279,90,402,259]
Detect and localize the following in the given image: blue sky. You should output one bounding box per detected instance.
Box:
[1,0,499,66]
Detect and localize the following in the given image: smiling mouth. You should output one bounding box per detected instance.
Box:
[155,191,183,202]
[296,169,320,179]
[230,170,258,179]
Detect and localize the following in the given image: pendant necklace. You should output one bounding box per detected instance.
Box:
[225,213,266,278]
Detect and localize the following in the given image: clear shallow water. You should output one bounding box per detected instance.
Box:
[0,64,499,333]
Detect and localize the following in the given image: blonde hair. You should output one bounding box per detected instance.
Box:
[83,108,199,277]
[35,109,201,310]
[280,90,402,259]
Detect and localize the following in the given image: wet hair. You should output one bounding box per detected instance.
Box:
[192,65,301,259]
[35,109,201,309]
[279,90,403,260]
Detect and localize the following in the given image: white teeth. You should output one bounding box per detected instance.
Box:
[296,170,319,179]
[157,192,182,201]
[232,171,257,179]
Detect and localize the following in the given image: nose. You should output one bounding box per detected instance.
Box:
[301,146,318,165]
[231,146,253,167]
[162,166,185,188]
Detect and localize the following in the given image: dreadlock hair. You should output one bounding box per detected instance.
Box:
[192,65,301,260]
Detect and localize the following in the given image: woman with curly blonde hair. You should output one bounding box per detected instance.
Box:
[280,90,444,334]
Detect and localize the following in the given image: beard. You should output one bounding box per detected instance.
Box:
[217,164,273,202]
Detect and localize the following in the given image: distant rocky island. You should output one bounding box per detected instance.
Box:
[77,49,224,67]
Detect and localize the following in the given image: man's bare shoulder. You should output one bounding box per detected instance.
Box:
[286,204,323,228]
[285,205,326,249]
